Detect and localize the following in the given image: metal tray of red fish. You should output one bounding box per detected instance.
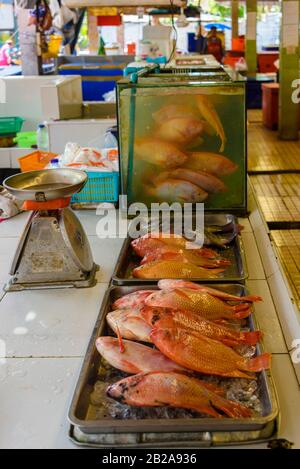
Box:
[111,214,248,285]
[68,284,279,447]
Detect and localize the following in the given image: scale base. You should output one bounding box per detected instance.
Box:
[4,263,99,292]
[5,208,99,292]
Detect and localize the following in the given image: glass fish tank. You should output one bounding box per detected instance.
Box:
[117,66,246,213]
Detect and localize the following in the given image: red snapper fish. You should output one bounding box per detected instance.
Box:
[151,327,271,379]
[145,288,251,320]
[107,371,253,418]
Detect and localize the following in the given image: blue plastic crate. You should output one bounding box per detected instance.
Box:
[71,171,119,204]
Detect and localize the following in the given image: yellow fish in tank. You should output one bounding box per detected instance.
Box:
[147,178,208,203]
[152,104,198,123]
[155,116,205,146]
[196,95,226,152]
[184,152,238,177]
[155,168,227,194]
[134,138,187,168]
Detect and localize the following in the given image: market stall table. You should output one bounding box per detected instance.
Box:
[0,197,300,448]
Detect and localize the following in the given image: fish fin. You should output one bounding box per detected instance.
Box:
[219,141,225,153]
[246,353,271,372]
[242,295,263,303]
[209,268,225,275]
[234,307,252,319]
[214,398,252,418]
[174,288,191,300]
[195,404,223,418]
[116,326,125,353]
[200,381,225,397]
[223,369,255,379]
[240,330,263,345]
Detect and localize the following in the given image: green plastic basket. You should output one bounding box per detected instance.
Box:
[0,117,24,136]
[14,131,37,148]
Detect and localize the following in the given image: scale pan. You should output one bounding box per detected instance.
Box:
[3,169,87,201]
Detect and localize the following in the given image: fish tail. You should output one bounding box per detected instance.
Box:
[210,268,225,274]
[246,353,272,372]
[242,295,263,303]
[240,330,263,345]
[234,307,252,319]
[233,303,250,312]
[215,259,231,266]
[214,397,252,418]
[200,381,225,397]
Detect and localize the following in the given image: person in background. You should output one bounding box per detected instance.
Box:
[206,26,224,63]
[195,22,207,55]
[0,39,15,66]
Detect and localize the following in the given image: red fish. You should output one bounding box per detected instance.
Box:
[157,279,262,303]
[145,288,251,320]
[133,261,224,280]
[107,371,253,418]
[131,234,217,258]
[140,249,230,268]
[151,327,271,379]
[142,306,262,347]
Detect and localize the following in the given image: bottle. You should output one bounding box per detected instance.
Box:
[37,124,49,151]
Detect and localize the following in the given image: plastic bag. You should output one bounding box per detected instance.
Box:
[235,57,247,72]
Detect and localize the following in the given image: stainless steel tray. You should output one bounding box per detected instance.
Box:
[68,284,279,447]
[112,215,248,285]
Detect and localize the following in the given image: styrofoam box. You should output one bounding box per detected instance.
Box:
[47,118,117,154]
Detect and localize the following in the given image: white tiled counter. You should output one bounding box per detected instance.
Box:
[0,207,300,449]
[0,147,32,169]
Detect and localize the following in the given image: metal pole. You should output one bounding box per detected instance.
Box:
[245,0,257,76]
[279,0,300,140]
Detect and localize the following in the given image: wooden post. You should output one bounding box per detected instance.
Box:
[245,0,257,76]
[88,12,99,55]
[279,0,299,140]
[231,0,239,41]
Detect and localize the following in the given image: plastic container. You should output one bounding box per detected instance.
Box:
[37,124,49,151]
[71,171,119,204]
[0,117,24,136]
[42,35,62,59]
[18,150,58,172]
[14,131,37,148]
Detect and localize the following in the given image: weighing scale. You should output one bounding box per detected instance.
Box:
[3,169,99,291]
